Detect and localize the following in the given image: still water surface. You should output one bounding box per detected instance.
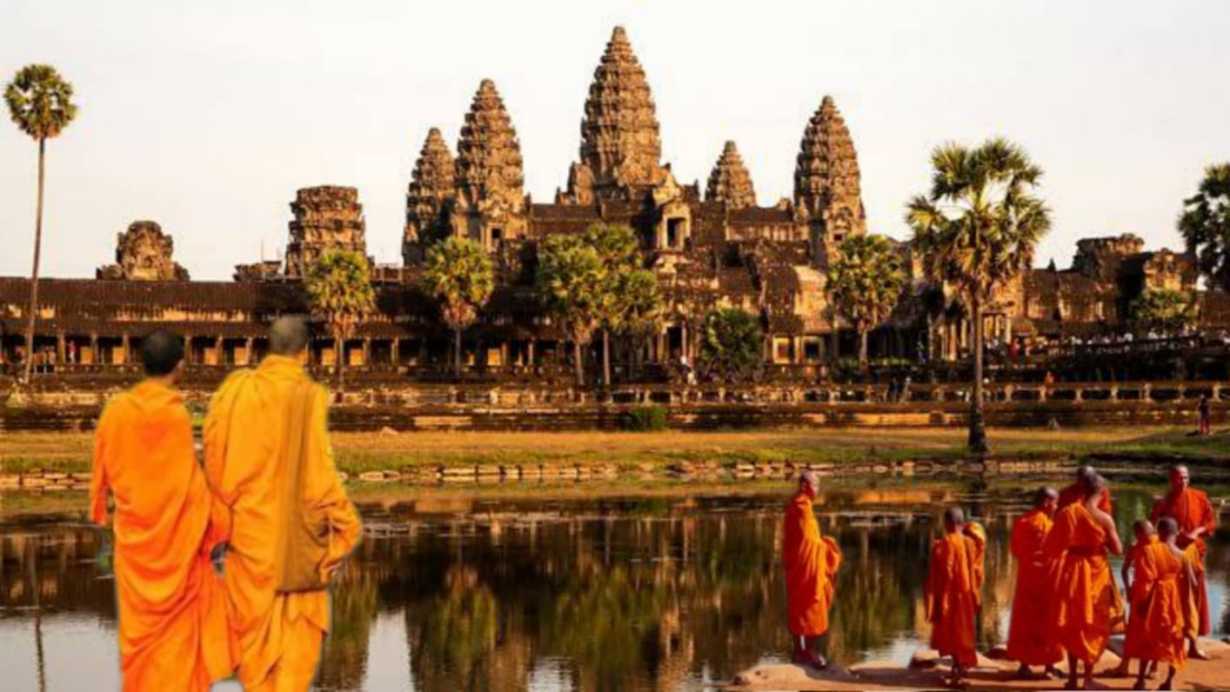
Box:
[0,482,1226,691]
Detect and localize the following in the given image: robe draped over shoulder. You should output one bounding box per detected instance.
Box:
[782,492,842,637]
[1044,503,1121,664]
[1006,509,1062,666]
[925,531,980,668]
[1123,536,1186,668]
[1151,488,1215,636]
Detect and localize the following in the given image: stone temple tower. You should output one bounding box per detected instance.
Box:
[403,127,457,264]
[794,96,866,265]
[705,141,756,209]
[450,79,527,253]
[283,186,367,279]
[559,26,667,204]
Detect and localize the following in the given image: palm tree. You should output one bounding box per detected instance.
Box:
[1178,163,1230,291]
[907,138,1051,454]
[5,65,77,384]
[827,234,907,371]
[697,308,764,383]
[422,237,494,378]
[304,249,376,389]
[584,223,657,387]
[535,234,605,387]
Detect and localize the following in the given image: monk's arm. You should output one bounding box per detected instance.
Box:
[924,541,946,623]
[307,386,362,581]
[1120,555,1132,595]
[88,406,112,526]
[1102,515,1123,555]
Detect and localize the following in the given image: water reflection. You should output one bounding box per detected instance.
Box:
[0,485,1225,691]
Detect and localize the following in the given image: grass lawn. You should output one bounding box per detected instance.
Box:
[4,425,1230,476]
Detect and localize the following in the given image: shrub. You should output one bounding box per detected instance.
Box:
[622,405,668,431]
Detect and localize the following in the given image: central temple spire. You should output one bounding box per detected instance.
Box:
[561,26,666,204]
[456,79,525,212]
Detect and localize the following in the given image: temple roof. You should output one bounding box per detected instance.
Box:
[455,79,525,210]
[705,141,756,209]
[578,26,663,190]
[794,96,866,234]
[405,127,456,235]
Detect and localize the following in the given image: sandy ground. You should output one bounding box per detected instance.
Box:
[727,638,1230,691]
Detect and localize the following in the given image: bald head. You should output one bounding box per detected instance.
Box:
[799,471,821,497]
[1034,486,1058,509]
[1085,473,1106,499]
[269,316,309,356]
[943,506,965,530]
[140,329,184,376]
[1157,517,1179,541]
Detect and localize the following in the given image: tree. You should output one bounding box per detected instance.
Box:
[536,234,605,387]
[827,234,907,371]
[304,249,376,389]
[612,269,663,380]
[907,138,1051,454]
[698,308,763,383]
[1178,163,1230,292]
[1131,288,1194,336]
[422,237,494,378]
[5,65,77,383]
[583,223,660,387]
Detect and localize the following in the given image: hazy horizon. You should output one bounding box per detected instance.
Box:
[2,0,1229,281]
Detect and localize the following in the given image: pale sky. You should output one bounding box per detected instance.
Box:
[2,0,1228,280]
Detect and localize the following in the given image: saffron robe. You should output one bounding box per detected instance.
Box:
[1123,536,1186,668]
[205,355,362,691]
[964,522,987,605]
[1045,502,1122,664]
[1179,544,1203,640]
[782,491,842,636]
[90,379,235,691]
[1006,509,1063,666]
[926,531,981,668]
[1058,482,1113,513]
[1150,488,1215,636]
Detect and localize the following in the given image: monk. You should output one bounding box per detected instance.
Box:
[782,470,842,669]
[205,316,362,691]
[1058,464,1113,513]
[1116,520,1158,681]
[1045,474,1123,690]
[89,330,234,691]
[1006,487,1062,679]
[1124,518,1193,691]
[925,507,982,688]
[1149,464,1216,659]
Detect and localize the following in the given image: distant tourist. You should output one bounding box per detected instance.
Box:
[1044,473,1123,690]
[781,471,841,670]
[89,330,234,690]
[1149,465,1217,659]
[204,316,361,691]
[1122,518,1192,690]
[925,507,982,688]
[1197,394,1211,436]
[1006,487,1062,680]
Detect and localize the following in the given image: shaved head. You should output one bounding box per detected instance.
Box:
[1157,517,1179,539]
[1085,473,1106,498]
[140,329,184,376]
[943,506,965,528]
[1034,486,1058,508]
[1169,465,1190,493]
[269,316,309,356]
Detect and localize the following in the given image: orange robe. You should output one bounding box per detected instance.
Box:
[1123,536,1186,668]
[963,522,987,604]
[205,355,362,691]
[1057,482,1112,513]
[1178,544,1203,640]
[1150,488,1215,636]
[89,379,234,691]
[1044,502,1122,664]
[782,491,842,636]
[1006,509,1062,666]
[926,531,981,668]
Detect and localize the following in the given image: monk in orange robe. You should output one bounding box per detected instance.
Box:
[89,330,234,691]
[1150,464,1216,658]
[782,470,842,669]
[205,317,362,691]
[1058,464,1113,513]
[1006,487,1062,679]
[1116,520,1157,680]
[1124,518,1193,691]
[1045,473,1123,690]
[926,507,982,688]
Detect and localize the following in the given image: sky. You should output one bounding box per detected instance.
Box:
[1,0,1228,280]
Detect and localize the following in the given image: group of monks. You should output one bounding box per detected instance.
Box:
[781,464,1218,690]
[89,317,361,691]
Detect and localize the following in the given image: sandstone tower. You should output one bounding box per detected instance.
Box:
[96,220,190,281]
[794,96,866,263]
[284,186,367,279]
[705,141,756,209]
[450,79,527,252]
[403,127,457,264]
[559,26,667,204]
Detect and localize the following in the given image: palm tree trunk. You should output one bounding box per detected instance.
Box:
[453,328,462,379]
[23,138,46,384]
[602,328,611,387]
[334,334,344,391]
[969,296,988,454]
[859,328,869,372]
[573,338,584,388]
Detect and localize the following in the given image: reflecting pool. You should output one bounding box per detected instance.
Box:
[0,482,1225,691]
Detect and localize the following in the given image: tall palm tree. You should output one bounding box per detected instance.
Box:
[907,138,1050,454]
[5,65,77,383]
[422,237,494,378]
[535,234,605,387]
[827,234,907,371]
[584,223,658,387]
[304,249,376,390]
[1178,163,1230,291]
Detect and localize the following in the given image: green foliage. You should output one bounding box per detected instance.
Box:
[304,249,376,383]
[621,405,668,431]
[583,223,661,334]
[422,236,494,331]
[535,233,605,343]
[698,308,763,382]
[1131,288,1195,334]
[828,234,907,367]
[1178,163,1230,291]
[5,64,77,141]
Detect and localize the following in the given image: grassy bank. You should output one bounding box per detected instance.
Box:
[4,425,1230,476]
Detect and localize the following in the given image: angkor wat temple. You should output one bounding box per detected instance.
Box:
[0,27,1218,386]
